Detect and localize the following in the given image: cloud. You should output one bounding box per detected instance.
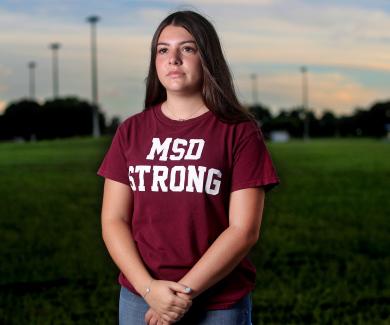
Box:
[162,0,276,5]
[137,8,170,23]
[235,71,385,116]
[1,1,390,120]
[0,6,152,116]
[305,73,383,115]
[0,100,6,114]
[216,3,390,72]
[0,64,12,77]
[0,65,11,102]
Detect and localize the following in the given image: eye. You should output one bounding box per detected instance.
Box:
[182,46,196,53]
[157,47,168,54]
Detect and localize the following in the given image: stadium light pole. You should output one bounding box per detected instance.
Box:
[28,61,36,100]
[49,42,61,99]
[250,73,258,105]
[301,66,309,140]
[87,15,101,138]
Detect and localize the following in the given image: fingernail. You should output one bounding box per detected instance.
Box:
[184,287,192,293]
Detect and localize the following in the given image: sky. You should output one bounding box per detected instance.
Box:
[1,0,390,121]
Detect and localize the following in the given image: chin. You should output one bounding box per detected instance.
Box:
[163,82,202,94]
[164,84,191,92]
[168,85,202,94]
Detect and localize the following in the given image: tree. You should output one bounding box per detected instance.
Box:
[36,97,106,139]
[3,99,40,141]
[248,103,273,136]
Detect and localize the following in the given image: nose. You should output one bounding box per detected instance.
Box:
[169,49,182,65]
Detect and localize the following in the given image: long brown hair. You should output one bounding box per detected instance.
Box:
[143,10,254,123]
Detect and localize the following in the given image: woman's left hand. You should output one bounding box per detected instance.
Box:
[145,308,172,325]
[144,287,193,324]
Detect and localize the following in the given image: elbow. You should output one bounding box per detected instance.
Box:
[101,216,130,243]
[232,226,260,250]
[246,230,260,248]
[101,218,109,245]
[101,216,117,244]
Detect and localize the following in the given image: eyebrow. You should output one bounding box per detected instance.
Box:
[157,40,197,46]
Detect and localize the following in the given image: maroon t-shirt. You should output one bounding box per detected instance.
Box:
[97,103,280,310]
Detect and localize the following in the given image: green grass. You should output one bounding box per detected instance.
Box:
[0,137,389,324]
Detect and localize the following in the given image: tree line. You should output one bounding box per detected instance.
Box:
[250,100,389,138]
[0,97,389,142]
[0,97,119,141]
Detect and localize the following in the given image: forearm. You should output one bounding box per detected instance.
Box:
[179,225,258,298]
[102,218,152,295]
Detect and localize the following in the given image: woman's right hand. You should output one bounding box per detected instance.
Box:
[143,280,192,323]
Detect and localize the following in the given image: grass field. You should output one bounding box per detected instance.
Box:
[0,136,389,324]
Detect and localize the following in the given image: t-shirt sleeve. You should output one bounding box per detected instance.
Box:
[230,121,280,193]
[97,124,130,186]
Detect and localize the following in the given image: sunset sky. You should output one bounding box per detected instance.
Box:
[1,0,390,121]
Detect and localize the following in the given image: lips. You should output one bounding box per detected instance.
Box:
[167,71,184,77]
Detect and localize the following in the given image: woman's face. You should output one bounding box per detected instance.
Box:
[155,25,203,95]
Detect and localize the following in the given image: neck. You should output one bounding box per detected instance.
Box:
[164,92,206,118]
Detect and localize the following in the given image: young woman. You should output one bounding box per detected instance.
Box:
[97,10,279,325]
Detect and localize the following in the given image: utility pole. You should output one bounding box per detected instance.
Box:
[49,42,61,98]
[87,15,101,138]
[28,61,36,100]
[301,66,309,140]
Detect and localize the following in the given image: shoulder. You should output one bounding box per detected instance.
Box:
[235,119,261,134]
[218,118,262,141]
[117,106,156,132]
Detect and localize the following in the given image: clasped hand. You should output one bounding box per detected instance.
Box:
[143,280,192,325]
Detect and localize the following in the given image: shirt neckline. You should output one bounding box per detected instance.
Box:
[154,102,213,127]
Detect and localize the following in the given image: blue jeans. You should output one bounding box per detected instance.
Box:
[119,286,253,325]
